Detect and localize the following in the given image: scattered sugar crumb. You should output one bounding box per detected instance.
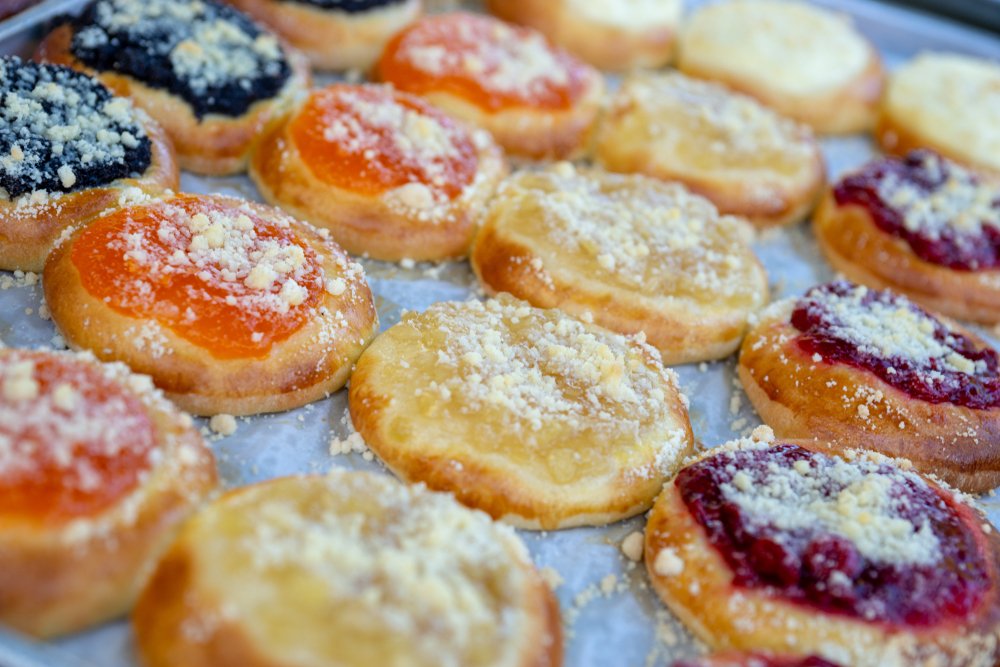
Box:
[209,413,237,437]
[621,531,644,562]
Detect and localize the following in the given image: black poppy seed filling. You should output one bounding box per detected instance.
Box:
[278,0,407,12]
[69,0,292,119]
[0,57,152,200]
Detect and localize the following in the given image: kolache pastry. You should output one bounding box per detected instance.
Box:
[645,429,1000,667]
[349,294,694,530]
[0,57,176,272]
[676,654,840,667]
[677,0,884,134]
[375,12,604,160]
[0,347,216,638]
[738,281,1000,493]
[485,0,682,72]
[43,192,378,416]
[37,0,310,176]
[878,53,1000,177]
[471,164,768,364]
[815,150,1000,324]
[223,0,422,71]
[251,83,505,261]
[594,72,824,228]
[133,471,562,667]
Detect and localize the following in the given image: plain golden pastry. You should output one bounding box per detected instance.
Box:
[375,12,604,160]
[877,52,1000,177]
[250,83,505,261]
[677,0,884,134]
[738,281,1000,493]
[485,0,682,72]
[815,150,1000,324]
[0,347,216,638]
[471,164,768,364]
[223,0,422,70]
[594,72,824,228]
[133,472,562,667]
[0,57,177,272]
[349,294,694,530]
[43,192,378,416]
[36,0,310,176]
[646,428,1000,667]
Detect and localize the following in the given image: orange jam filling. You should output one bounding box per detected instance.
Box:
[290,84,478,198]
[0,351,156,523]
[377,13,593,112]
[71,194,323,359]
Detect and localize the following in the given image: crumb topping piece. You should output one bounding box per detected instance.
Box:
[0,57,151,200]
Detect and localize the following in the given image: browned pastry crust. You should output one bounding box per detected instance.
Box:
[43,194,378,416]
[35,24,311,176]
[485,0,680,72]
[737,301,1000,493]
[0,349,217,638]
[0,110,177,272]
[224,0,422,70]
[645,434,1000,667]
[133,473,562,667]
[814,193,1000,324]
[470,164,768,364]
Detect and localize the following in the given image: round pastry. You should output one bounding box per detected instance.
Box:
[375,12,604,160]
[250,83,505,261]
[36,0,310,176]
[878,53,1000,177]
[0,347,216,638]
[471,163,768,364]
[0,57,177,272]
[645,429,1000,667]
[223,0,422,71]
[43,192,378,416]
[593,72,824,228]
[738,281,1000,493]
[349,294,694,530]
[677,0,884,134]
[676,654,840,667]
[485,0,681,72]
[815,150,1000,324]
[133,471,562,667]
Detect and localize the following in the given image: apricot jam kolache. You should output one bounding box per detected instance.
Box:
[250,83,505,261]
[43,192,378,416]
[0,348,216,638]
[815,150,1000,323]
[133,472,562,667]
[471,164,768,364]
[0,57,176,271]
[376,12,604,159]
[223,0,422,71]
[37,0,310,175]
[645,430,1000,667]
[739,281,1000,493]
[349,295,694,530]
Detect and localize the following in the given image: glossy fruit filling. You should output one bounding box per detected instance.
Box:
[675,654,840,667]
[833,150,1000,270]
[676,444,989,627]
[70,194,323,359]
[0,352,156,523]
[791,281,1000,409]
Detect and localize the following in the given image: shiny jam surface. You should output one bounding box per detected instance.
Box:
[377,13,592,111]
[791,281,1000,409]
[675,654,840,667]
[833,150,1000,270]
[676,444,989,627]
[0,351,156,523]
[71,194,324,359]
[290,85,477,198]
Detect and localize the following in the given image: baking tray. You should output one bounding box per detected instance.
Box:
[1,1,1000,666]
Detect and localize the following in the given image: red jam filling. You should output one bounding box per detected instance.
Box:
[675,654,840,667]
[791,281,1000,409]
[833,150,1000,270]
[676,444,990,628]
[0,351,157,524]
